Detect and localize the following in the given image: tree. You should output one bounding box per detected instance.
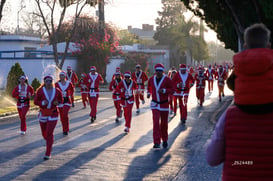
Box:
[21,10,48,37]
[34,0,98,69]
[180,0,273,52]
[0,0,7,23]
[57,15,120,79]
[154,0,209,66]
[117,29,140,46]
[5,62,25,96]
[120,52,150,73]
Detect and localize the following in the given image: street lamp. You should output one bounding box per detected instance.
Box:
[17,5,26,33]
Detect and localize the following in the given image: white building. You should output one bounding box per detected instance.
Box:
[0,35,78,89]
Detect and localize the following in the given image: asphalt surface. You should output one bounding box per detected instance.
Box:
[0,83,233,181]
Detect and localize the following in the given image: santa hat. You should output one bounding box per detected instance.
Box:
[198,67,205,71]
[154,63,164,71]
[59,71,66,76]
[90,66,96,71]
[67,66,72,70]
[180,64,187,70]
[136,64,141,68]
[124,71,131,77]
[43,74,54,81]
[19,75,27,80]
[116,67,120,71]
[115,71,121,75]
[81,73,86,77]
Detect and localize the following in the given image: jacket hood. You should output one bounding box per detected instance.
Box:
[234,48,273,76]
[233,48,273,105]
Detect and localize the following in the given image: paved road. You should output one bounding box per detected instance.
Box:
[0,83,232,181]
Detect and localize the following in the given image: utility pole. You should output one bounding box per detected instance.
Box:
[98,0,105,42]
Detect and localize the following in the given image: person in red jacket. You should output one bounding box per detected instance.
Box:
[109,71,123,122]
[66,66,78,107]
[78,73,89,109]
[84,66,104,123]
[167,67,178,116]
[116,71,138,133]
[12,75,34,135]
[195,67,208,107]
[111,67,124,80]
[131,64,148,114]
[207,23,273,180]
[147,63,174,148]
[205,64,215,92]
[215,65,227,102]
[172,64,195,124]
[34,74,63,160]
[55,71,74,135]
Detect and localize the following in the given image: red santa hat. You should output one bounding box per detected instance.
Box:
[116,67,120,71]
[67,66,72,70]
[124,71,131,77]
[59,71,66,76]
[136,64,141,68]
[81,73,86,77]
[90,66,96,71]
[180,64,187,70]
[198,67,205,72]
[19,75,27,80]
[43,74,54,81]
[115,71,121,75]
[154,63,164,71]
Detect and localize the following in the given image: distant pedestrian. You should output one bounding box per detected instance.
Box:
[206,23,273,180]
[66,66,78,107]
[147,63,174,148]
[132,64,148,114]
[12,75,34,135]
[78,73,89,109]
[167,67,177,116]
[55,71,74,135]
[116,71,138,133]
[195,67,208,107]
[205,64,215,92]
[172,64,195,124]
[34,74,63,160]
[109,71,123,122]
[215,65,227,102]
[84,66,104,123]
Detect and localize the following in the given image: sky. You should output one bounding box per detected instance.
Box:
[2,0,217,42]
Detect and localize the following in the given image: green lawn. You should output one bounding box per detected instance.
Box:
[0,96,82,116]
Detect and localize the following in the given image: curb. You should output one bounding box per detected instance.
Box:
[209,96,234,124]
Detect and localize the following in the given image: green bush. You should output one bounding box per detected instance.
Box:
[5,62,25,96]
[31,78,41,92]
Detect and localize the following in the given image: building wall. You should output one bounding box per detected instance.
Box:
[0,58,77,89]
[105,58,125,83]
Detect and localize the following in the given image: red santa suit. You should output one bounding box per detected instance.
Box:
[12,76,34,134]
[111,67,124,80]
[78,73,89,108]
[34,75,63,159]
[66,66,78,106]
[109,72,123,122]
[215,65,227,102]
[172,64,195,123]
[55,73,74,134]
[147,64,174,147]
[84,66,104,122]
[205,65,215,92]
[195,68,208,106]
[116,71,138,132]
[168,69,178,115]
[131,65,148,112]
